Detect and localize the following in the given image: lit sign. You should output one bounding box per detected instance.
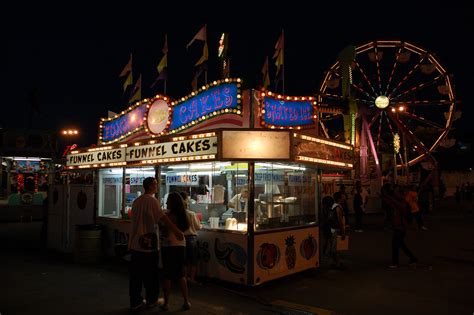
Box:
[294,135,353,169]
[147,99,170,135]
[262,97,314,127]
[222,130,290,160]
[166,174,199,186]
[169,83,239,131]
[67,148,126,166]
[126,137,218,162]
[102,105,147,142]
[255,172,285,185]
[393,133,400,153]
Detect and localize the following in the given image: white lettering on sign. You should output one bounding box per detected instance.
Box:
[126,137,217,162]
[67,149,125,166]
[166,174,199,186]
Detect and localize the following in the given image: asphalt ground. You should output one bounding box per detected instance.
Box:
[1,198,473,315]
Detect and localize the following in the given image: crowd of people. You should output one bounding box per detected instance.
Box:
[321,180,431,270]
[127,177,201,311]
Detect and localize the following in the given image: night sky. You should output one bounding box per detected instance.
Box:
[4,3,473,148]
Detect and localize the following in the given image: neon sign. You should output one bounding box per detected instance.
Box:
[169,83,239,131]
[262,97,314,127]
[102,104,147,142]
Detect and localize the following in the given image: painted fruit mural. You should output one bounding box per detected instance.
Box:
[257,243,280,269]
[300,234,317,260]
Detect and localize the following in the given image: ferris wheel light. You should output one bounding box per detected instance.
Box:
[375,95,389,109]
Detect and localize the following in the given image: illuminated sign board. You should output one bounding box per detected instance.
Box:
[67,148,126,166]
[294,134,353,169]
[222,130,290,160]
[147,99,170,135]
[102,105,147,142]
[262,97,314,127]
[166,174,199,186]
[169,83,239,131]
[126,137,218,162]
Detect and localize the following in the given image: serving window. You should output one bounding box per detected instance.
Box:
[254,162,318,231]
[97,168,123,218]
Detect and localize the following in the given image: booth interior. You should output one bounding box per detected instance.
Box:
[98,161,318,231]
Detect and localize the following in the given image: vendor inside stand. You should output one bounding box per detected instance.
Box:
[228,187,248,222]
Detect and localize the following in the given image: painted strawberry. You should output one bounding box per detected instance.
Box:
[300,234,317,260]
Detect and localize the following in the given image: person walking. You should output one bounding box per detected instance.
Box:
[128,177,184,310]
[160,192,192,311]
[321,195,335,258]
[327,192,346,269]
[179,191,202,285]
[406,185,427,230]
[387,185,418,268]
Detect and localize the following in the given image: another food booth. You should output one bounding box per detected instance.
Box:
[65,79,353,285]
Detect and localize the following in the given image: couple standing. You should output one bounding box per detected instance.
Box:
[128,177,199,311]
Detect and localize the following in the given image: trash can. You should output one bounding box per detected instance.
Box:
[74,224,103,263]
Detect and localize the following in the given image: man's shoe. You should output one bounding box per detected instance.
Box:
[159,304,169,311]
[130,302,145,310]
[421,226,428,230]
[388,264,399,269]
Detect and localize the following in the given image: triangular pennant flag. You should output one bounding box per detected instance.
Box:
[218,33,229,59]
[195,42,209,66]
[119,54,132,77]
[272,32,283,59]
[129,75,142,103]
[123,72,133,92]
[186,25,206,49]
[157,54,167,74]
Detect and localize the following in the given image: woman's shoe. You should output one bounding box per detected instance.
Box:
[159,304,169,311]
[182,302,191,311]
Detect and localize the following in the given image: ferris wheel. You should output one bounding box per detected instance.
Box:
[317,40,458,174]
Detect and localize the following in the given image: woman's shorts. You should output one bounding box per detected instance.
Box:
[161,246,185,280]
[185,235,199,266]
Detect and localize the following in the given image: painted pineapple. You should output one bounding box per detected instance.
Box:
[285,235,296,269]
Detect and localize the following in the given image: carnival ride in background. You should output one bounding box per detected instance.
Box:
[317,40,460,182]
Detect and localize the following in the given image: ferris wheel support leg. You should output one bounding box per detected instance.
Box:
[362,115,382,179]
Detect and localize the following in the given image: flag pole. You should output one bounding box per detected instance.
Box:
[282,29,285,95]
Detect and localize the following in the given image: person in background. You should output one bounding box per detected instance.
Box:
[179,191,202,285]
[160,192,191,311]
[406,185,427,230]
[387,185,418,268]
[338,184,349,228]
[327,192,346,269]
[321,195,335,257]
[381,180,393,229]
[228,187,249,212]
[128,178,184,310]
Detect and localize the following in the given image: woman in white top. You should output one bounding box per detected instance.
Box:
[160,192,191,311]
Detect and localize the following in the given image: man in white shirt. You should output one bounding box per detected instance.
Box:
[228,187,249,212]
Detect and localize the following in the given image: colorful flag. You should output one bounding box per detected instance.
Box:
[157,34,168,74]
[218,33,228,59]
[129,74,142,103]
[273,31,284,77]
[123,72,133,92]
[261,56,270,89]
[119,54,132,77]
[186,25,206,49]
[195,42,208,66]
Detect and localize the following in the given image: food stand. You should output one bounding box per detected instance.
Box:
[65,79,353,285]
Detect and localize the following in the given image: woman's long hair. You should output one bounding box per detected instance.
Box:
[166,191,190,232]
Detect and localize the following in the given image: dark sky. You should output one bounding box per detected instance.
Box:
[4,3,473,147]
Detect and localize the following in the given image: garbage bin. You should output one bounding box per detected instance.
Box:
[74,224,103,263]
